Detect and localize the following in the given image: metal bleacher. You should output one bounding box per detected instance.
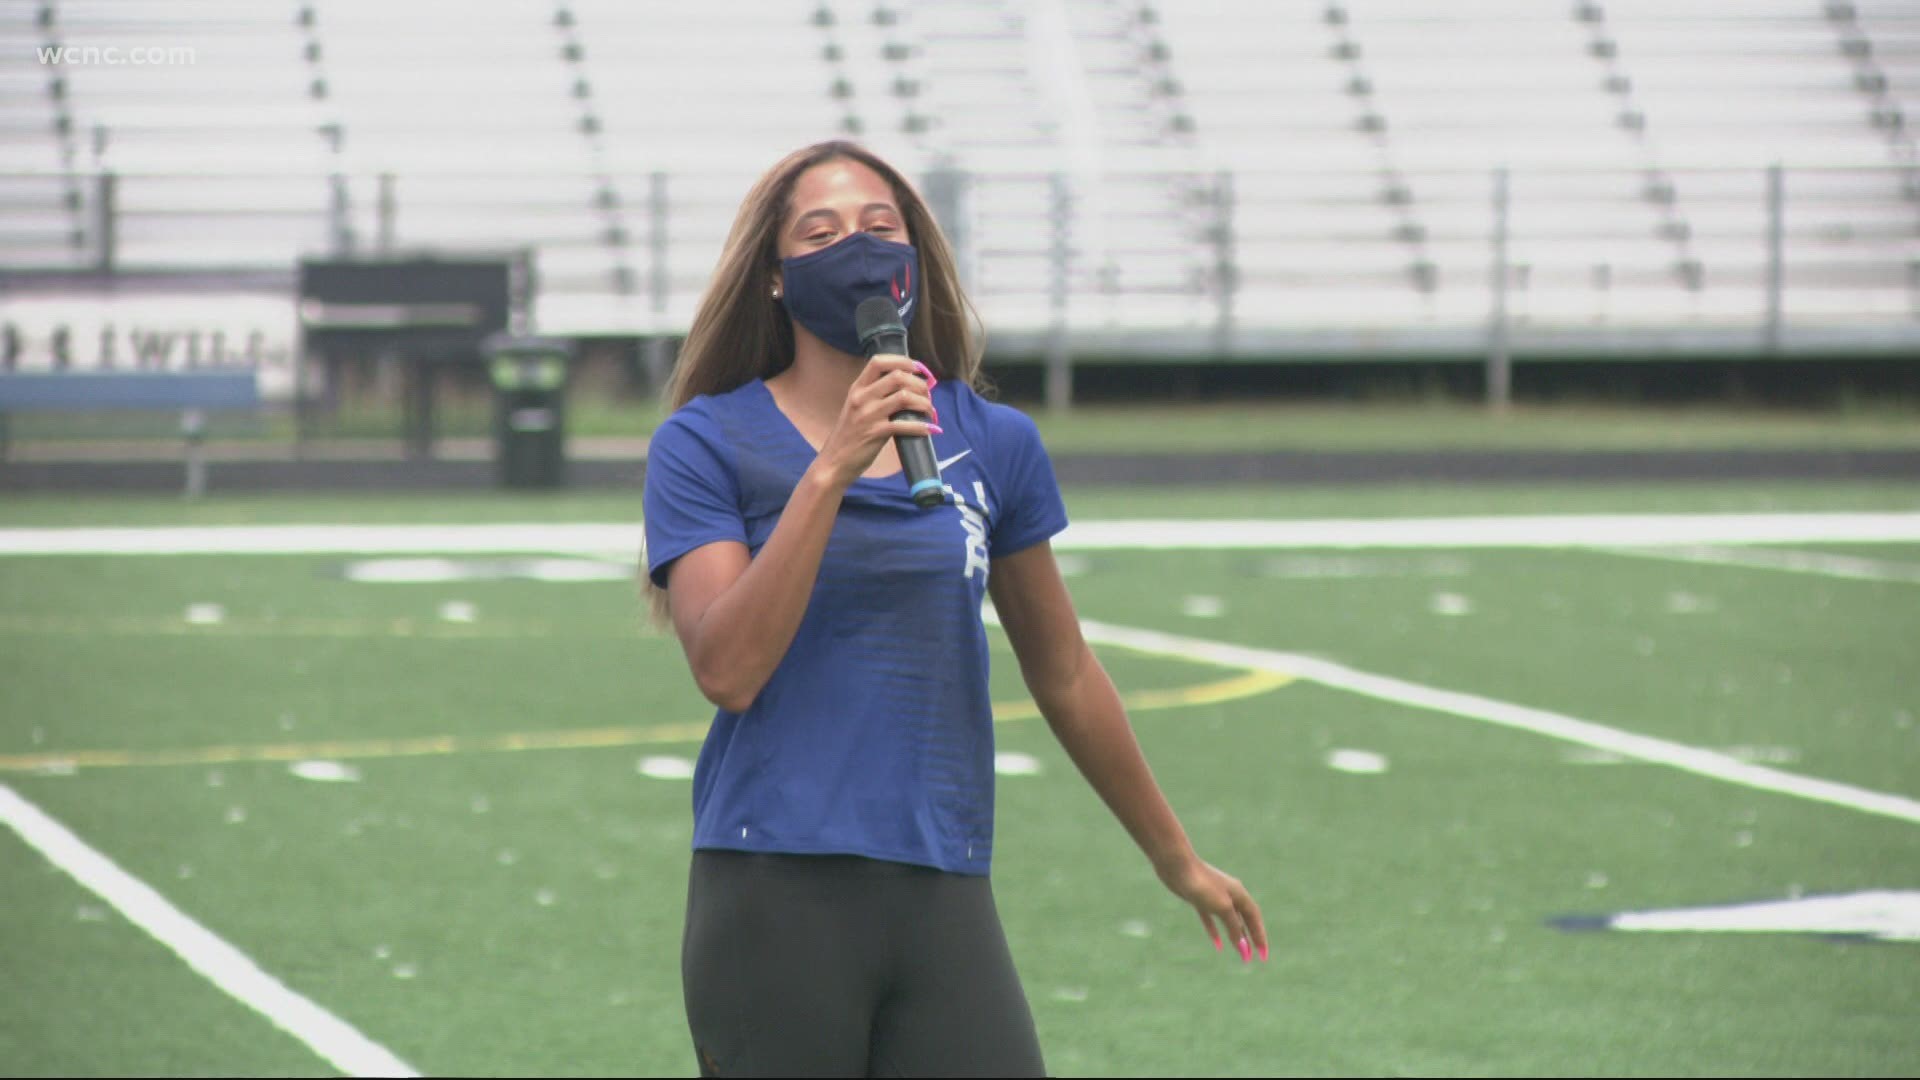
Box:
[563,0,853,331]
[310,0,606,316]
[1593,0,1917,323]
[1152,0,1920,344]
[864,0,1215,333]
[48,1,329,267]
[3,0,1917,358]
[0,1,76,269]
[1859,0,1920,123]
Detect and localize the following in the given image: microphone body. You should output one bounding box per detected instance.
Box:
[855,297,944,509]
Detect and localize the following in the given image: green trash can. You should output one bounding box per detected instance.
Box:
[482,333,575,489]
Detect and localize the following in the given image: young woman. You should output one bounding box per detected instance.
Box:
[642,140,1266,1077]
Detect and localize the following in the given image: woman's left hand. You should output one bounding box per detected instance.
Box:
[1158,854,1268,963]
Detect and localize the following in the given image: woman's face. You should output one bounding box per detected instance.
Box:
[776,157,910,266]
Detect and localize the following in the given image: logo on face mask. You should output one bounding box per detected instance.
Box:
[891,262,914,322]
[779,232,920,356]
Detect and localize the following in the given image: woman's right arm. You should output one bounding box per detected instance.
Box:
[665,355,933,712]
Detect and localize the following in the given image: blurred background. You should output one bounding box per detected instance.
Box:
[4,0,1919,485]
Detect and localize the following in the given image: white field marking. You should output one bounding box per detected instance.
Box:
[1326,749,1389,775]
[0,524,646,557]
[1596,543,1920,584]
[6,513,1920,557]
[994,751,1044,776]
[1053,553,1091,577]
[636,755,695,781]
[344,557,634,584]
[1054,514,1920,550]
[436,601,478,624]
[1003,614,1920,827]
[184,603,226,625]
[1180,594,1225,618]
[1565,745,1801,767]
[0,784,418,1077]
[1607,890,1920,942]
[1260,553,1472,579]
[288,760,362,783]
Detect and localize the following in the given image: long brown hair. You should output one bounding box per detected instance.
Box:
[644,140,985,622]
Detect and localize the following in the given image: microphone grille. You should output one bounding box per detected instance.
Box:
[855,296,905,345]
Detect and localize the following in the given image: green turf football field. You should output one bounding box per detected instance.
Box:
[2,482,1916,1076]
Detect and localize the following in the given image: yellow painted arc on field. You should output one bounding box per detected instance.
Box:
[0,670,1294,774]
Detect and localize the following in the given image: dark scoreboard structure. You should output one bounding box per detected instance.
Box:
[297,252,532,457]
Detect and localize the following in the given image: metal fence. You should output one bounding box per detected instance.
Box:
[6,162,1919,410]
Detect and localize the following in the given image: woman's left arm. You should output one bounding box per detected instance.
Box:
[988,541,1269,963]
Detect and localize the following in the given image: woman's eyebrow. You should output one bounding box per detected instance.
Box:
[788,202,901,232]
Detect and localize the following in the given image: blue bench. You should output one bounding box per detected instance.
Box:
[0,371,262,496]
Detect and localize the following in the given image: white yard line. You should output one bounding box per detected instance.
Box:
[0,784,418,1077]
[1038,616,1920,828]
[1595,543,1920,584]
[3,513,1920,557]
[1054,513,1920,550]
[0,524,642,557]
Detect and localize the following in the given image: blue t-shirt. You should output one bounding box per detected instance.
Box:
[642,378,1069,875]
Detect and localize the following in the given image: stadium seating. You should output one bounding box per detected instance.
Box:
[2,0,1915,345]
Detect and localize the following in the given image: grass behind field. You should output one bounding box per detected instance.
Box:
[10,397,1920,452]
[1032,400,1920,452]
[2,487,1917,1075]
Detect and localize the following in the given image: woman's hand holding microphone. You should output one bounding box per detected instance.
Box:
[810,357,940,492]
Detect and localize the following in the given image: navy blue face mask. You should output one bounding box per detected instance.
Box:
[779,231,919,357]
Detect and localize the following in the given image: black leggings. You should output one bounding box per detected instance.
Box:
[681,850,1047,1077]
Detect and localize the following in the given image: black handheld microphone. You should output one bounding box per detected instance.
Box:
[854,296,944,509]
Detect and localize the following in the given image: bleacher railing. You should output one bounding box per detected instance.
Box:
[5,163,1918,408]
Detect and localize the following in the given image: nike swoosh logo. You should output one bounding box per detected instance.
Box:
[936,449,972,471]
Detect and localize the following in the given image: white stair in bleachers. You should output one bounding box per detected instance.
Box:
[0,3,82,267]
[1857,0,1920,121]
[8,1,325,269]
[314,0,622,328]
[3,0,1914,340]
[50,1,318,173]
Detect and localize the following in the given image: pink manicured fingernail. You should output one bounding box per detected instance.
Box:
[1210,931,1222,952]
[927,424,944,435]
[912,360,938,387]
[1258,942,1269,962]
[1238,937,1252,963]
